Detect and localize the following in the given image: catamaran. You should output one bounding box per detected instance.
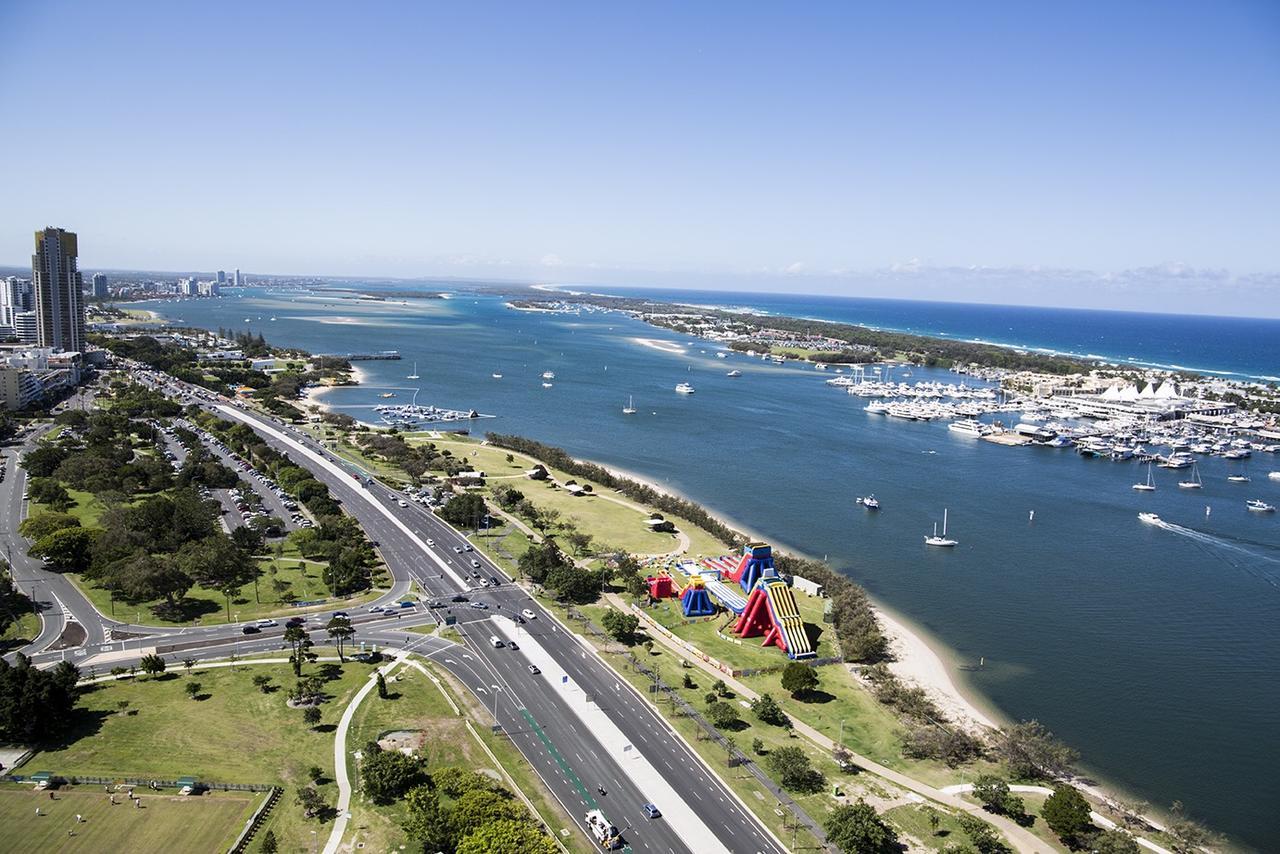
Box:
[1178,462,1203,489]
[622,395,637,415]
[406,361,419,380]
[925,509,958,547]
[1132,462,1156,492]
[855,495,880,510]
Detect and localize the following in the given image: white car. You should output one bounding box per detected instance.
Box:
[397,499,407,507]
[426,538,435,546]
[521,609,536,620]
[256,618,278,627]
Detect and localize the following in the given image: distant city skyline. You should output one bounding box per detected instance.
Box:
[1,3,1277,313]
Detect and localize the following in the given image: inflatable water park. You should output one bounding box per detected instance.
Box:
[644,543,816,660]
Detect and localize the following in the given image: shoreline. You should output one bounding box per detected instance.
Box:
[301,363,371,412]
[590,459,1004,736]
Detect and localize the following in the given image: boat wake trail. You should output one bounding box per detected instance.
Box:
[1149,517,1280,590]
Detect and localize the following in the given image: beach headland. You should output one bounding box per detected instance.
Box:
[302,362,371,412]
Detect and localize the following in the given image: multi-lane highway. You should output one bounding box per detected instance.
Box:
[2,373,789,854]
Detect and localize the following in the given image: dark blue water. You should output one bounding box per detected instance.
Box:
[144,288,1280,848]
[566,285,1280,381]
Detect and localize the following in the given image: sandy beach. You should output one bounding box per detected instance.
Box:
[301,363,370,412]
[630,336,687,354]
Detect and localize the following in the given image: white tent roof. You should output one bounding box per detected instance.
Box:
[1155,380,1178,398]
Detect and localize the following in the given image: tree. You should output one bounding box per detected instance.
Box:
[449,788,526,840]
[27,477,72,511]
[995,720,1079,780]
[439,493,488,528]
[177,536,260,622]
[517,539,569,584]
[185,681,201,700]
[182,658,196,675]
[18,512,81,542]
[925,807,942,836]
[326,615,355,662]
[307,765,324,784]
[600,608,640,643]
[303,705,322,728]
[296,785,325,818]
[29,527,95,572]
[253,674,273,693]
[376,671,389,699]
[456,819,558,854]
[0,654,79,743]
[260,829,278,853]
[824,800,900,854]
[401,785,451,851]
[544,563,605,604]
[284,625,312,676]
[1167,801,1216,854]
[766,746,825,793]
[751,693,789,727]
[957,813,1013,854]
[973,775,1013,812]
[1041,784,1093,846]
[360,741,425,804]
[780,661,819,698]
[705,699,741,730]
[751,737,765,755]
[564,530,593,557]
[1092,830,1140,854]
[139,653,166,679]
[432,766,493,798]
[711,678,728,697]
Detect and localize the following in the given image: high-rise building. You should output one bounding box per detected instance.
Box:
[1,276,33,328]
[13,311,39,343]
[233,268,241,287]
[31,227,85,353]
[179,277,197,296]
[91,272,108,298]
[217,270,226,286]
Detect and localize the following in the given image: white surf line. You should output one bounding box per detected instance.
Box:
[491,616,731,854]
[215,405,472,590]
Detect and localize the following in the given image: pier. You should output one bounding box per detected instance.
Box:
[314,351,401,360]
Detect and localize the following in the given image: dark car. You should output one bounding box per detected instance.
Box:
[451,594,469,603]
[507,642,519,650]
[241,625,261,634]
[285,616,305,627]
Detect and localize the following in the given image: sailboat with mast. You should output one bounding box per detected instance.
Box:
[1133,461,1156,492]
[1178,462,1203,489]
[406,361,419,380]
[925,509,958,547]
[622,395,637,415]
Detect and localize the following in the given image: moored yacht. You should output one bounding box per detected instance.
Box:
[855,495,880,509]
[1133,462,1157,492]
[675,382,695,394]
[925,508,958,547]
[948,419,987,437]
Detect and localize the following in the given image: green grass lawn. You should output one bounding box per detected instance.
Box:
[68,539,385,627]
[32,658,377,853]
[1,611,40,653]
[883,803,971,850]
[0,782,256,853]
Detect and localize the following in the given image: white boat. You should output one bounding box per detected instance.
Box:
[925,508,958,547]
[855,495,880,510]
[716,352,727,359]
[675,382,695,394]
[1247,499,1275,513]
[1178,463,1203,489]
[1138,512,1161,525]
[864,400,890,414]
[1227,474,1251,483]
[622,395,636,415]
[407,361,419,380]
[492,372,502,379]
[542,371,556,380]
[541,382,553,388]
[379,392,396,399]
[948,419,987,437]
[1270,471,1280,481]
[726,370,742,377]
[1132,462,1156,492]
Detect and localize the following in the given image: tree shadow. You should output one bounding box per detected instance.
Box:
[382,692,402,701]
[314,723,337,734]
[154,597,220,622]
[797,690,836,705]
[42,708,112,750]
[153,672,179,682]
[316,663,343,682]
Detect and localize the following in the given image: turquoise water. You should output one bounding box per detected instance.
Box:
[143,287,1280,848]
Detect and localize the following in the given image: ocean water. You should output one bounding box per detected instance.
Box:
[142,286,1280,848]
[567,285,1280,381]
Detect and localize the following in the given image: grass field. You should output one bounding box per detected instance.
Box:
[0,611,39,653]
[31,658,375,853]
[0,783,257,853]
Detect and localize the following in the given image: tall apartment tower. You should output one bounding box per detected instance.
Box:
[233,268,241,287]
[31,227,86,353]
[1,276,32,328]
[91,273,108,298]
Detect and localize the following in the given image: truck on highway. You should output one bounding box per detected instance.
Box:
[584,810,621,850]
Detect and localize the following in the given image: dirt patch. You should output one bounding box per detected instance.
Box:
[49,621,87,650]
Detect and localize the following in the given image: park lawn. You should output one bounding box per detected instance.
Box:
[882,802,972,850]
[963,791,1073,854]
[33,488,115,528]
[469,524,532,579]
[0,610,39,653]
[0,782,257,854]
[417,434,733,558]
[68,538,385,627]
[34,659,373,854]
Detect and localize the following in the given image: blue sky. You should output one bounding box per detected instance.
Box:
[2,2,1278,312]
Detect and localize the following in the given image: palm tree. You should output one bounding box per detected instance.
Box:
[326,616,355,662]
[283,625,309,676]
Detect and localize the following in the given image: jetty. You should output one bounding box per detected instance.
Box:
[314,351,401,361]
